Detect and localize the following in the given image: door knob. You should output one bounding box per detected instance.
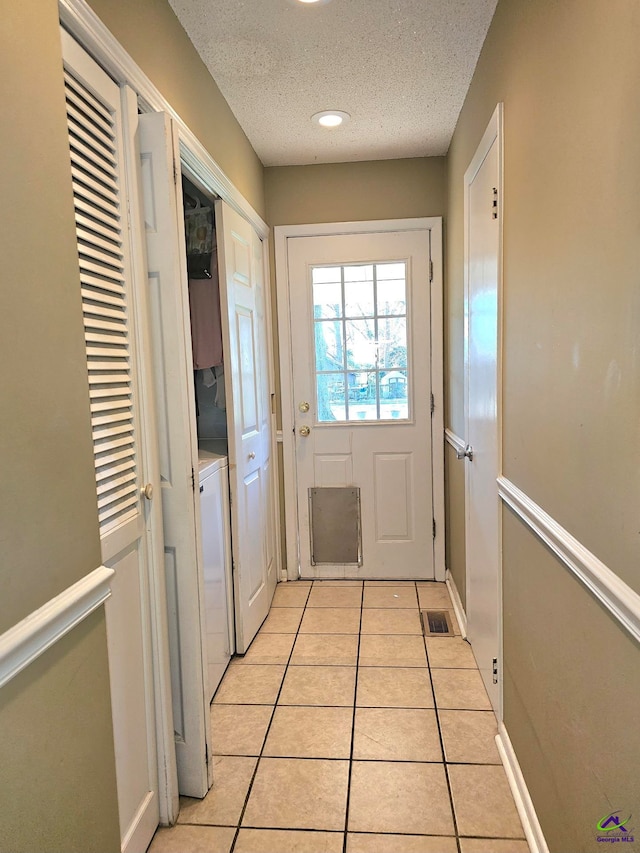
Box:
[141,483,154,501]
[248,451,256,459]
[298,401,310,413]
[298,425,311,437]
[456,445,474,461]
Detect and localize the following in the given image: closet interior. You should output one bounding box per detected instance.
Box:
[182,175,234,702]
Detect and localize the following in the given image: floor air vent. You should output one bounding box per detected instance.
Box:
[421,609,454,637]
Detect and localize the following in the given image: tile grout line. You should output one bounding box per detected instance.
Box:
[227,582,312,853]
[342,579,365,853]
[420,582,463,853]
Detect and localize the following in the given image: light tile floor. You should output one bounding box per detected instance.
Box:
[149,581,530,853]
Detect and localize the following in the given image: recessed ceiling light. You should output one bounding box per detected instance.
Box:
[297,0,332,4]
[312,110,351,128]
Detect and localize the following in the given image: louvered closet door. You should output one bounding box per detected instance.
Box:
[61,30,160,853]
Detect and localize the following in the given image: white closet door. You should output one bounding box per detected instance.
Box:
[137,111,211,797]
[216,202,277,652]
[62,30,160,853]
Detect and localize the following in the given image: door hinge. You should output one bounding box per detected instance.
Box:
[492,657,499,684]
[492,187,498,219]
[429,259,434,282]
[191,467,195,490]
[430,393,435,415]
[432,519,436,539]
[173,162,179,185]
[271,392,276,415]
[205,743,209,764]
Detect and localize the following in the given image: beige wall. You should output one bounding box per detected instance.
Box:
[503,508,640,853]
[0,3,120,848]
[87,0,266,219]
[265,157,445,226]
[1,0,102,634]
[0,613,120,852]
[446,0,640,848]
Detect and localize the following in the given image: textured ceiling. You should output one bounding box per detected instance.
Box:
[168,0,498,167]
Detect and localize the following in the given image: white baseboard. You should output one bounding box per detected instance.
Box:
[445,569,467,638]
[0,566,114,689]
[496,722,549,853]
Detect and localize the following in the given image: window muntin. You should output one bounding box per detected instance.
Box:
[312,262,409,422]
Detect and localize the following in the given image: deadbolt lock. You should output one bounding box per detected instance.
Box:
[298,401,310,413]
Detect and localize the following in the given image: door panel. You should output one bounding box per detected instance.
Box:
[287,231,434,579]
[61,30,160,852]
[216,203,277,652]
[374,453,413,540]
[138,111,211,797]
[465,110,502,712]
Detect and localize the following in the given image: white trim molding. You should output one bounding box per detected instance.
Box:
[498,476,640,644]
[445,428,466,456]
[0,566,114,689]
[58,0,268,239]
[496,722,550,853]
[445,569,468,637]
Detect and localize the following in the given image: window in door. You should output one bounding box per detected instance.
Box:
[312,261,409,422]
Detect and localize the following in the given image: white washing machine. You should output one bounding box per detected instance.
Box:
[198,446,234,702]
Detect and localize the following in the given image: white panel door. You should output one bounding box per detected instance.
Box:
[137,112,211,797]
[216,202,277,652]
[62,31,160,853]
[465,106,502,713]
[287,230,434,579]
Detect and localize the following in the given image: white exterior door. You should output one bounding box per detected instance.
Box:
[286,229,436,579]
[137,112,211,798]
[465,105,503,713]
[216,202,277,652]
[62,31,161,853]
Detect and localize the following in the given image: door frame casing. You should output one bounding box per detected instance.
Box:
[275,218,444,581]
[463,103,504,719]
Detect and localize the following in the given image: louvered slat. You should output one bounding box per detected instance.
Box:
[95,456,136,484]
[81,288,126,311]
[73,196,121,233]
[71,165,119,206]
[76,211,120,243]
[65,68,139,536]
[73,179,120,221]
[78,256,125,284]
[65,83,115,138]
[70,148,118,194]
[68,122,117,169]
[95,447,136,476]
[78,241,124,270]
[64,69,112,123]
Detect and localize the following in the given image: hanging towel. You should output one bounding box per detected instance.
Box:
[202,367,216,388]
[188,246,223,369]
[214,364,226,411]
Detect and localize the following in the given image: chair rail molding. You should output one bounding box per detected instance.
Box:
[0,566,114,689]
[498,476,640,644]
[496,722,550,853]
[445,428,466,456]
